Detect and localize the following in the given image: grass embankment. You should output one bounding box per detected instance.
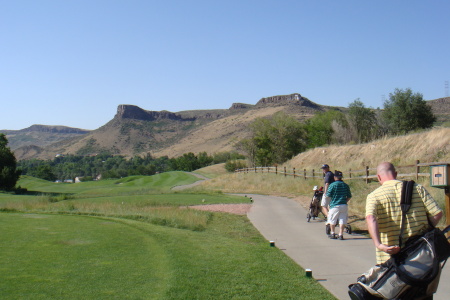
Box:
[194,128,450,228]
[194,163,228,178]
[0,172,335,299]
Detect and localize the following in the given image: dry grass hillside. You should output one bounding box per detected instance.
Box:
[195,127,450,229]
[284,127,450,171]
[154,104,320,157]
[153,106,287,157]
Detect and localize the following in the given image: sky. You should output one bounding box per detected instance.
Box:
[1,0,449,130]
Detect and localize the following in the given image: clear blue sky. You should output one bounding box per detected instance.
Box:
[1,0,449,130]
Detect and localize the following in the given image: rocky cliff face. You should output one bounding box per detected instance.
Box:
[255,93,321,109]
[23,125,90,134]
[229,103,253,110]
[116,105,187,121]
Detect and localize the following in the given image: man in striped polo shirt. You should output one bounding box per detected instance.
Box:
[326,171,352,240]
[366,162,443,264]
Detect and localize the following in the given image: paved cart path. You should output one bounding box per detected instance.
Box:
[244,194,450,300]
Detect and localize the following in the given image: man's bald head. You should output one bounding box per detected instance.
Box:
[376,162,397,184]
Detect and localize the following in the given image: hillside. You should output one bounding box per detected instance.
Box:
[1,125,90,151]
[284,127,450,170]
[12,93,325,160]
[5,94,450,161]
[428,97,450,125]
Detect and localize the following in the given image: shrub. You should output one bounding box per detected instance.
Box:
[225,160,247,172]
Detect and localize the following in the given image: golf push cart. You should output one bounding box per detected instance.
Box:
[307,186,352,234]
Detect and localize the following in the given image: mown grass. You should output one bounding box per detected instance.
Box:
[17,171,201,195]
[0,212,335,299]
[0,172,250,231]
[0,170,337,299]
[0,214,170,299]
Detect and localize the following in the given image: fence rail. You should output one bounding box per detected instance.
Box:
[235,160,450,183]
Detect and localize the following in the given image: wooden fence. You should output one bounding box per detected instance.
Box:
[235,160,450,183]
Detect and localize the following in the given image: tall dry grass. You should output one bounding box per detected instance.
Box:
[285,127,450,171]
[195,127,449,227]
[194,172,323,197]
[0,198,212,231]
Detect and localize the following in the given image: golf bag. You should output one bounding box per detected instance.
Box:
[348,225,450,299]
[349,181,450,299]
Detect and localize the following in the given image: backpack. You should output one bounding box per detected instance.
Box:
[348,181,450,299]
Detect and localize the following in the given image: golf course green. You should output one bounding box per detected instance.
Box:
[0,172,335,299]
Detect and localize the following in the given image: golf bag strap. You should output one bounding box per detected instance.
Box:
[399,180,415,248]
[443,225,450,269]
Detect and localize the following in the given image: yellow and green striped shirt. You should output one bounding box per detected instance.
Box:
[366,180,442,264]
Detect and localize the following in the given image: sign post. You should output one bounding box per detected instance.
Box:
[446,187,450,227]
[430,164,450,227]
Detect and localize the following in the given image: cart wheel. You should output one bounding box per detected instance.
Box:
[346,225,352,234]
[307,212,311,222]
[325,223,331,235]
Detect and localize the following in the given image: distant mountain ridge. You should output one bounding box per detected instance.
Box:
[2,93,449,161]
[1,125,90,151]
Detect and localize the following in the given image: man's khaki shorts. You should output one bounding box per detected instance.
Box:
[321,195,331,207]
[328,205,348,225]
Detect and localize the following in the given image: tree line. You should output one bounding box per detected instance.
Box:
[238,88,436,167]
[17,151,244,182]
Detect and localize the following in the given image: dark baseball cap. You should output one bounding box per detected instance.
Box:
[320,164,330,169]
[334,171,343,178]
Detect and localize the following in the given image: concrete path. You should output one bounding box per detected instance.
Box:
[245,194,450,300]
[171,172,209,191]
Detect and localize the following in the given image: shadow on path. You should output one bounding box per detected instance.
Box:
[243,193,449,300]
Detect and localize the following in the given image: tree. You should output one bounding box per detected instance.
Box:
[34,165,56,181]
[382,88,436,134]
[238,112,306,166]
[347,99,379,143]
[304,110,347,147]
[0,134,21,190]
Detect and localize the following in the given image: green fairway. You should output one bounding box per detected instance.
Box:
[0,171,336,299]
[0,213,170,299]
[0,173,249,231]
[0,213,335,299]
[14,171,202,195]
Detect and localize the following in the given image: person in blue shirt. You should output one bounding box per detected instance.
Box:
[326,171,352,240]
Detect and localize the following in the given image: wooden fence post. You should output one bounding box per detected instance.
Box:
[293,168,296,178]
[313,169,315,179]
[445,187,450,227]
[349,168,352,179]
[284,167,287,177]
[366,166,369,184]
[416,160,420,181]
[304,169,306,180]
[275,166,277,175]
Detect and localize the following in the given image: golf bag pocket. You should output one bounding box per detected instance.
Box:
[349,226,450,299]
[349,262,411,299]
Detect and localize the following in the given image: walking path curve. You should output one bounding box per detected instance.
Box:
[244,193,450,300]
[171,172,209,191]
